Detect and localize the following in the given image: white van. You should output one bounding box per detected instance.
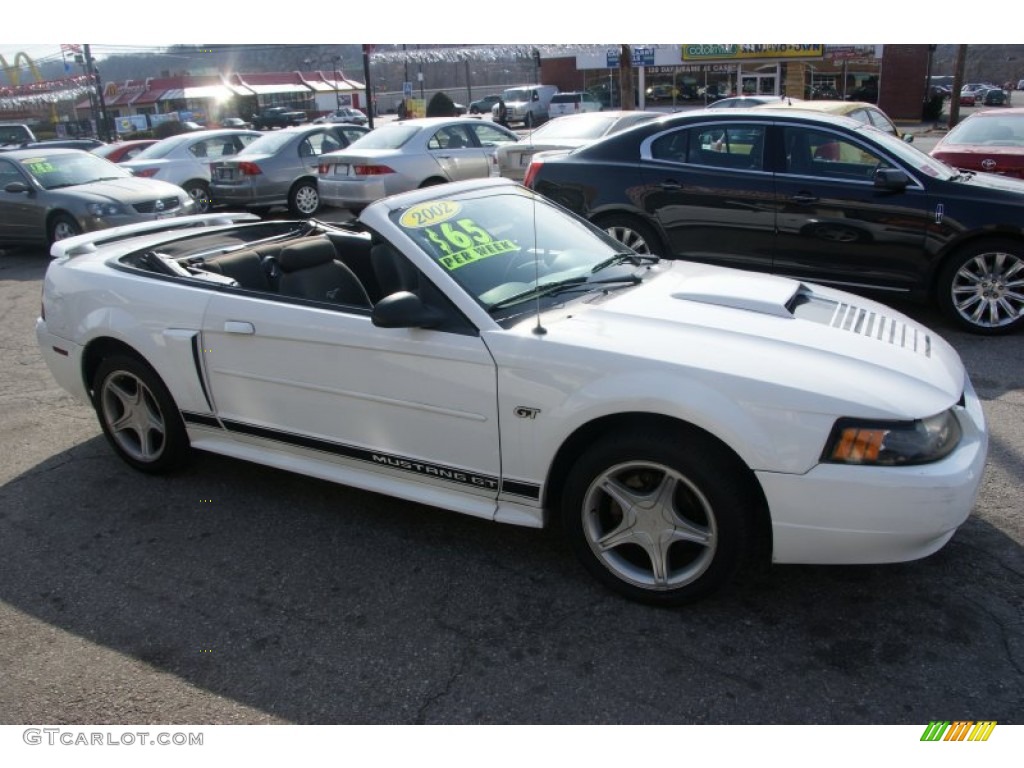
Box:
[494,84,559,128]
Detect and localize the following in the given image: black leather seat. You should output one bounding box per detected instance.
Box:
[278,239,371,307]
[370,242,419,298]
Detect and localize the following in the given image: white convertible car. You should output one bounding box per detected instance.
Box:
[36,178,988,605]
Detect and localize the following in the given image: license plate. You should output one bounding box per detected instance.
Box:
[334,164,349,176]
[519,153,533,166]
[217,168,234,180]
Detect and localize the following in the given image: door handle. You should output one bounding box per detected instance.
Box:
[224,321,255,335]
[791,193,819,205]
[659,180,682,190]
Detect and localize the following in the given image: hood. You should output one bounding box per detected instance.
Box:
[539,261,966,420]
[63,177,186,204]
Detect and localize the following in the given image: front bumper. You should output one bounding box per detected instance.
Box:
[761,377,988,565]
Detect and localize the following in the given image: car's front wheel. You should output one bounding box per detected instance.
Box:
[938,239,1024,335]
[561,428,759,605]
[596,214,663,256]
[288,180,321,217]
[91,355,190,474]
[184,180,211,213]
[48,213,82,244]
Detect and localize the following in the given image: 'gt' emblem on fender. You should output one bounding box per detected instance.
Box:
[514,406,540,419]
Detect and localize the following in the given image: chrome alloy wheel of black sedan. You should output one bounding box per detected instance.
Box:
[524,108,1024,334]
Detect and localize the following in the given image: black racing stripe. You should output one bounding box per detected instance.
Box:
[500,479,541,501]
[220,418,502,493]
[190,334,214,410]
[182,411,221,428]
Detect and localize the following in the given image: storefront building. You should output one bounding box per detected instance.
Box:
[543,45,927,119]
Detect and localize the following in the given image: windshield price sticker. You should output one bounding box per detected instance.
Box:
[420,217,520,271]
[22,159,55,174]
[400,200,463,228]
[438,239,519,271]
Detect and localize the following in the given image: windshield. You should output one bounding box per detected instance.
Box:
[503,89,530,102]
[345,124,417,150]
[530,114,620,141]
[943,115,1023,146]
[392,186,651,313]
[132,133,191,160]
[856,124,956,179]
[238,131,294,155]
[19,152,131,189]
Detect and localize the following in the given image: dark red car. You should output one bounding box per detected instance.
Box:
[930,108,1024,179]
[90,139,159,164]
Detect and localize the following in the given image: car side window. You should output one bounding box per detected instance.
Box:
[652,125,765,170]
[784,127,892,180]
[0,158,24,188]
[429,126,472,150]
[468,123,517,146]
[866,109,897,135]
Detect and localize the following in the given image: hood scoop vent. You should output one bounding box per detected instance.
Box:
[790,293,932,357]
[673,272,806,318]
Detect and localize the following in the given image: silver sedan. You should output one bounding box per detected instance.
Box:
[495,111,662,181]
[209,123,369,217]
[317,117,518,209]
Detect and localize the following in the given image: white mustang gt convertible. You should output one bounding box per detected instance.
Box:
[36,178,988,605]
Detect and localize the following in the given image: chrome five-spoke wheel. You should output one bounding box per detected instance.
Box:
[940,240,1024,334]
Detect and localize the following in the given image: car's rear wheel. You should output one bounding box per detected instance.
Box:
[92,355,190,474]
[48,213,82,244]
[561,428,759,605]
[938,239,1024,335]
[288,180,320,217]
[184,180,211,213]
[596,214,663,256]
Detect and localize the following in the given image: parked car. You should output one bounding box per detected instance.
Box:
[220,117,253,130]
[524,108,1024,334]
[120,129,261,213]
[315,107,368,126]
[930,108,1024,179]
[317,117,517,210]
[754,99,912,140]
[90,139,159,164]
[492,84,559,128]
[547,91,603,118]
[35,177,987,606]
[2,137,107,152]
[980,87,1008,106]
[809,84,841,100]
[960,92,977,107]
[708,95,802,109]
[495,110,661,181]
[468,94,501,115]
[210,123,370,217]
[0,148,194,245]
[251,106,307,130]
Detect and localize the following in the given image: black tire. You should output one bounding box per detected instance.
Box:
[91,355,190,474]
[595,214,664,256]
[561,428,758,606]
[183,180,211,214]
[937,239,1024,335]
[288,180,320,217]
[48,213,82,244]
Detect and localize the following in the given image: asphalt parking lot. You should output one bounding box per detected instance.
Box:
[0,140,1021,728]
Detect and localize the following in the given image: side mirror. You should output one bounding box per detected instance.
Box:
[4,181,30,194]
[371,291,445,329]
[902,133,914,144]
[874,167,909,191]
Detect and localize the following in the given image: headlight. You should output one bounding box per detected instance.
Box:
[87,202,124,217]
[822,409,962,466]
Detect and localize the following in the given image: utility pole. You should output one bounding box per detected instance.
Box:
[362,45,374,129]
[83,44,110,142]
[948,44,968,130]
[618,45,635,111]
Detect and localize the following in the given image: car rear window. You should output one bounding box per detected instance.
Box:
[551,94,582,103]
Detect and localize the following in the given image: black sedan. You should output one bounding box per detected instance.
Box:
[524,108,1024,334]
